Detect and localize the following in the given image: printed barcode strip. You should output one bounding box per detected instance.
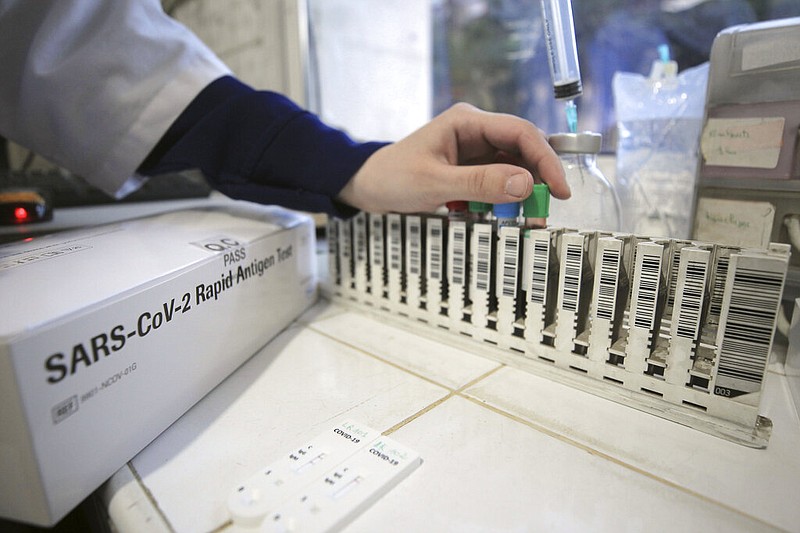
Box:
[596,248,620,320]
[370,216,384,267]
[709,255,730,320]
[328,220,340,282]
[389,218,401,271]
[717,267,783,385]
[476,229,491,292]
[340,222,352,260]
[675,259,707,339]
[428,221,443,280]
[529,238,549,304]
[667,246,682,308]
[450,223,466,286]
[633,252,661,330]
[561,243,582,312]
[501,233,519,297]
[355,215,367,262]
[408,219,421,275]
[328,220,338,255]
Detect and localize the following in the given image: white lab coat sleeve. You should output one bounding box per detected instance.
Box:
[0,0,231,197]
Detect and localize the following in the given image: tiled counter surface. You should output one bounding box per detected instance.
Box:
[100,300,800,533]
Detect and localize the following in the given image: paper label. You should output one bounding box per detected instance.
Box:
[693,198,775,248]
[700,117,784,169]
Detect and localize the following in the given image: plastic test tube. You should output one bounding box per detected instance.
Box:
[523,184,550,228]
[446,201,469,221]
[468,201,492,222]
[493,202,521,227]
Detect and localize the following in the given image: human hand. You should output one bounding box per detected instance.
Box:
[337,102,570,213]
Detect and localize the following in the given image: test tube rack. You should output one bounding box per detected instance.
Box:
[323,212,791,448]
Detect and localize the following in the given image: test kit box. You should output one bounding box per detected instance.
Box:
[0,203,317,526]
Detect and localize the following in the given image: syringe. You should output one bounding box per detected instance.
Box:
[540,0,582,132]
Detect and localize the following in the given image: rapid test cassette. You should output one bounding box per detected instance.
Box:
[227,419,421,532]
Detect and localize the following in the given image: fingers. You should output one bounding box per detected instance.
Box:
[338,103,570,214]
[441,103,570,200]
[530,144,570,200]
[435,162,534,205]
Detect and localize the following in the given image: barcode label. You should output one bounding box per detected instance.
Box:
[328,219,340,283]
[666,244,685,309]
[500,229,519,298]
[448,222,467,286]
[675,258,708,340]
[388,215,402,272]
[370,214,384,268]
[427,219,443,281]
[595,248,621,321]
[715,262,785,394]
[328,219,339,255]
[708,250,733,323]
[474,225,492,292]
[406,217,422,276]
[529,237,550,305]
[633,250,662,330]
[327,219,339,258]
[561,242,583,312]
[340,220,352,262]
[354,213,367,262]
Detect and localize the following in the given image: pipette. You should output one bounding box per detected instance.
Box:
[540,0,582,132]
[565,100,578,133]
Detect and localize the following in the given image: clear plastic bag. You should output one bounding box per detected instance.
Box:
[613,60,708,238]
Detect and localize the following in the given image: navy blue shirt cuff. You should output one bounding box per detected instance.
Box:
[139,76,388,217]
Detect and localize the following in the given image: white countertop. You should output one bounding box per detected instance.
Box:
[99,298,800,532]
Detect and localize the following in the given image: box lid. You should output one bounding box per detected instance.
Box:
[0,204,306,340]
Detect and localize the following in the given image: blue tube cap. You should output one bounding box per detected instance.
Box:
[493,202,520,220]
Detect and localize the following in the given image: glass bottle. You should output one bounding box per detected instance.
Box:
[545,132,621,232]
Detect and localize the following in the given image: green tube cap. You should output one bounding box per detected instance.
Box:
[522,184,550,218]
[468,201,492,213]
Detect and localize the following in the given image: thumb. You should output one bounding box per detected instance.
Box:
[440,163,533,204]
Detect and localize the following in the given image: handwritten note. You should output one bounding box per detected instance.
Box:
[700,117,784,169]
[693,198,775,248]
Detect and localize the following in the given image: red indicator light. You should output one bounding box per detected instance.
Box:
[14,206,29,221]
